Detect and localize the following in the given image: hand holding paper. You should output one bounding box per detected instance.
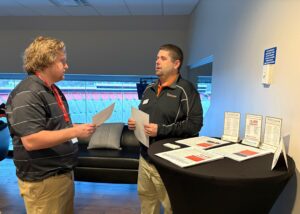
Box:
[131,107,149,147]
[144,123,158,137]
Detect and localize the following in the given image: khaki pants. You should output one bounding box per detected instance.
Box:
[138,157,172,214]
[18,172,74,214]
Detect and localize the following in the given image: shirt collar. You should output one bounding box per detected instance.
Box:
[153,74,180,89]
[29,74,52,91]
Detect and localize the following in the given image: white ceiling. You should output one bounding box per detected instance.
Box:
[0,0,200,16]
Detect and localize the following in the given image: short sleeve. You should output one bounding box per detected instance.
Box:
[7,90,47,137]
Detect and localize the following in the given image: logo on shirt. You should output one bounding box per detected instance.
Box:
[142,99,149,104]
[167,93,177,98]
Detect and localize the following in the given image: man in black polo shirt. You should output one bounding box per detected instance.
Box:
[6,36,96,214]
[128,44,203,214]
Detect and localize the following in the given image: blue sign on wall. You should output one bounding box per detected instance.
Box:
[264,47,277,65]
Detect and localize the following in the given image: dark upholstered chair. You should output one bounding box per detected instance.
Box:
[0,121,9,161]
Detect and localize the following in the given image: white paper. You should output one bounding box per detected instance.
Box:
[210,143,271,162]
[271,138,288,170]
[92,103,115,127]
[260,144,277,153]
[282,138,288,168]
[261,117,282,152]
[155,147,224,168]
[176,136,231,150]
[242,114,263,147]
[222,112,240,143]
[131,107,149,147]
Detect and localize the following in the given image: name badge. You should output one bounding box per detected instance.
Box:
[71,137,78,144]
[142,99,149,105]
[167,93,177,98]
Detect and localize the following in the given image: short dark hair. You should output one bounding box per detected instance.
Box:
[159,44,184,71]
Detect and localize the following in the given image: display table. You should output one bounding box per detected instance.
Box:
[148,138,295,214]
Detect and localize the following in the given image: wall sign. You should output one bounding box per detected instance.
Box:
[264,47,277,65]
[262,47,277,85]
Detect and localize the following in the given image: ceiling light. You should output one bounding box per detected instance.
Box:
[49,0,89,7]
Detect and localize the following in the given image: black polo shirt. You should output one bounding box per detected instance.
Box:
[6,75,78,181]
[139,75,203,161]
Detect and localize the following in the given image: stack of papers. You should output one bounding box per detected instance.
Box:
[210,143,272,162]
[242,114,263,147]
[176,136,231,150]
[222,112,240,143]
[155,147,224,168]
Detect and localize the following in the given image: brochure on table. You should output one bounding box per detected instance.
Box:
[222,112,240,143]
[242,114,263,147]
[155,147,224,168]
[260,116,282,153]
[210,143,271,162]
[175,136,231,150]
[271,137,288,170]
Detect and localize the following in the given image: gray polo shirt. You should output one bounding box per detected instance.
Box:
[6,75,78,181]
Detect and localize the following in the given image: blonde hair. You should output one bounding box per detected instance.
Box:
[23,36,66,74]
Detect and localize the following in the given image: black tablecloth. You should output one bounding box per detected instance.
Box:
[148,138,295,214]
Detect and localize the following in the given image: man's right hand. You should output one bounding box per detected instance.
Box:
[74,124,96,138]
[21,123,96,151]
[128,118,136,130]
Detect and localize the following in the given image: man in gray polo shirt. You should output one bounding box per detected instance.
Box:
[6,36,96,214]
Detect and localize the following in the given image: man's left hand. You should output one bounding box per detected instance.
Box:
[144,123,158,137]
